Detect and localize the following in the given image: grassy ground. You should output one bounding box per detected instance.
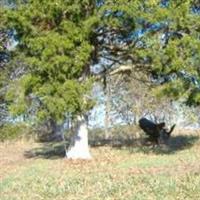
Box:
[0,130,200,200]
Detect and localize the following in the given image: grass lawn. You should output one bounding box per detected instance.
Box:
[0,130,200,200]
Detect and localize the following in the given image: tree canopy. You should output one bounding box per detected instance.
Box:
[3,0,99,123]
[96,0,200,105]
[2,0,200,126]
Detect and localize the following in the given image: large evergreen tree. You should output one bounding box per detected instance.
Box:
[4,0,99,158]
[3,0,200,158]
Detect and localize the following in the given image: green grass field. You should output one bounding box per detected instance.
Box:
[1,130,200,200]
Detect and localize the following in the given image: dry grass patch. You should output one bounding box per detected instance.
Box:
[0,130,200,200]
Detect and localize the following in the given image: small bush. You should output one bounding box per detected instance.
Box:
[0,123,33,141]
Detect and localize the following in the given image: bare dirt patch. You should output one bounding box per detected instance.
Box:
[0,140,39,179]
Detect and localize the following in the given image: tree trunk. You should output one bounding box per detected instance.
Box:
[66,115,91,159]
[104,74,111,139]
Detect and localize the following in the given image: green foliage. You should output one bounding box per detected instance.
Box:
[0,123,31,141]
[0,7,6,29]
[154,79,189,99]
[99,0,200,105]
[3,0,200,127]
[188,88,200,106]
[4,0,99,123]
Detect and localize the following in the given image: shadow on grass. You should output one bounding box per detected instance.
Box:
[89,137,137,148]
[24,141,69,159]
[90,134,199,155]
[128,135,200,155]
[24,134,199,159]
[24,137,137,159]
